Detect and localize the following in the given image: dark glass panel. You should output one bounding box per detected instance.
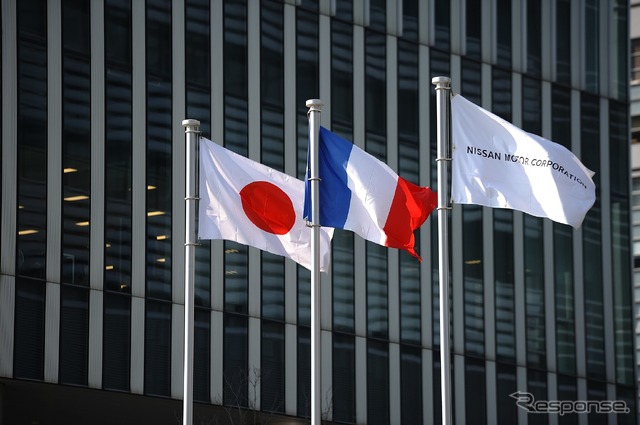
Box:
[496,0,511,68]
[434,0,450,47]
[367,243,388,339]
[103,292,131,391]
[332,333,355,423]
[194,307,210,402]
[400,346,422,424]
[146,0,172,300]
[524,215,545,368]
[334,0,353,22]
[223,0,248,157]
[17,0,47,280]
[526,0,541,76]
[296,9,318,178]
[261,252,285,321]
[367,340,389,425]
[466,0,482,59]
[495,363,517,424]
[398,40,421,344]
[104,30,133,293]
[261,321,285,413]
[610,102,633,385]
[332,230,355,332]
[261,0,284,110]
[297,326,311,417]
[224,313,248,407]
[62,0,91,286]
[224,242,248,314]
[611,0,628,101]
[144,300,171,396]
[62,0,90,55]
[105,0,132,66]
[402,0,418,40]
[584,0,599,93]
[298,267,311,326]
[557,375,578,425]
[331,20,353,134]
[365,30,386,161]
[556,0,571,83]
[186,0,212,310]
[527,369,548,425]
[463,205,483,356]
[368,0,386,32]
[586,380,606,425]
[581,94,602,381]
[13,277,45,380]
[464,357,486,425]
[495,209,515,361]
[59,284,89,385]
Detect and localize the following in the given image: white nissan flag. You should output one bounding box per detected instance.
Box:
[451,95,596,229]
[198,138,334,272]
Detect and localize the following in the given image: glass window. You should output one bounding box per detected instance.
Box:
[584,0,599,92]
[334,0,353,22]
[62,0,91,287]
[261,321,285,413]
[400,346,422,424]
[465,0,482,59]
[146,0,172,300]
[13,277,45,380]
[581,94,605,380]
[59,284,89,385]
[331,19,353,136]
[194,308,211,402]
[526,0,541,76]
[105,0,133,294]
[525,214,545,369]
[224,313,248,406]
[296,9,318,179]
[186,0,212,309]
[144,300,172,396]
[402,0,418,41]
[365,30,386,161]
[556,375,577,425]
[332,231,355,332]
[368,0,386,32]
[610,102,633,386]
[496,0,511,68]
[610,0,628,101]
[495,209,515,361]
[262,252,285,320]
[224,243,249,314]
[103,292,131,391]
[526,369,547,425]
[434,0,450,48]
[332,333,355,423]
[496,364,518,424]
[556,0,571,83]
[17,0,48,280]
[398,40,421,344]
[464,358,486,425]
[367,243,388,339]
[367,340,389,425]
[297,326,310,417]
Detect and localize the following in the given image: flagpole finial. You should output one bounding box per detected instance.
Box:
[431,76,451,87]
[306,99,323,112]
[182,119,200,130]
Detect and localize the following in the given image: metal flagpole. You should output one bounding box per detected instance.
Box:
[182,119,200,425]
[306,99,323,425]
[432,76,452,425]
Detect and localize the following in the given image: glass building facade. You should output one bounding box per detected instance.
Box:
[0,0,636,424]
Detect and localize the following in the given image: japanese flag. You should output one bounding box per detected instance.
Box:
[199,138,334,272]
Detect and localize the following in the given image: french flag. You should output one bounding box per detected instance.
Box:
[304,127,437,261]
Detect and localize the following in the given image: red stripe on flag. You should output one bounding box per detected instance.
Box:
[383,177,438,261]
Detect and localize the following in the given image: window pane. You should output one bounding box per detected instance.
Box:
[13,277,45,380]
[144,300,171,396]
[332,333,355,423]
[59,284,89,385]
[103,292,131,391]
[261,321,285,413]
[367,340,389,425]
[224,313,248,406]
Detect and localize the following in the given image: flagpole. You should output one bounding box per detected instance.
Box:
[182,118,200,425]
[306,98,323,425]
[432,76,452,425]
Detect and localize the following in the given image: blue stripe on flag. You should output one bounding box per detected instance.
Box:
[317,127,352,228]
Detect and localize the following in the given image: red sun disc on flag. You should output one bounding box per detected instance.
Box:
[240,181,296,235]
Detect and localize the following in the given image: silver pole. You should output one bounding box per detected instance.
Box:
[306,99,323,425]
[182,118,200,425]
[431,76,452,425]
